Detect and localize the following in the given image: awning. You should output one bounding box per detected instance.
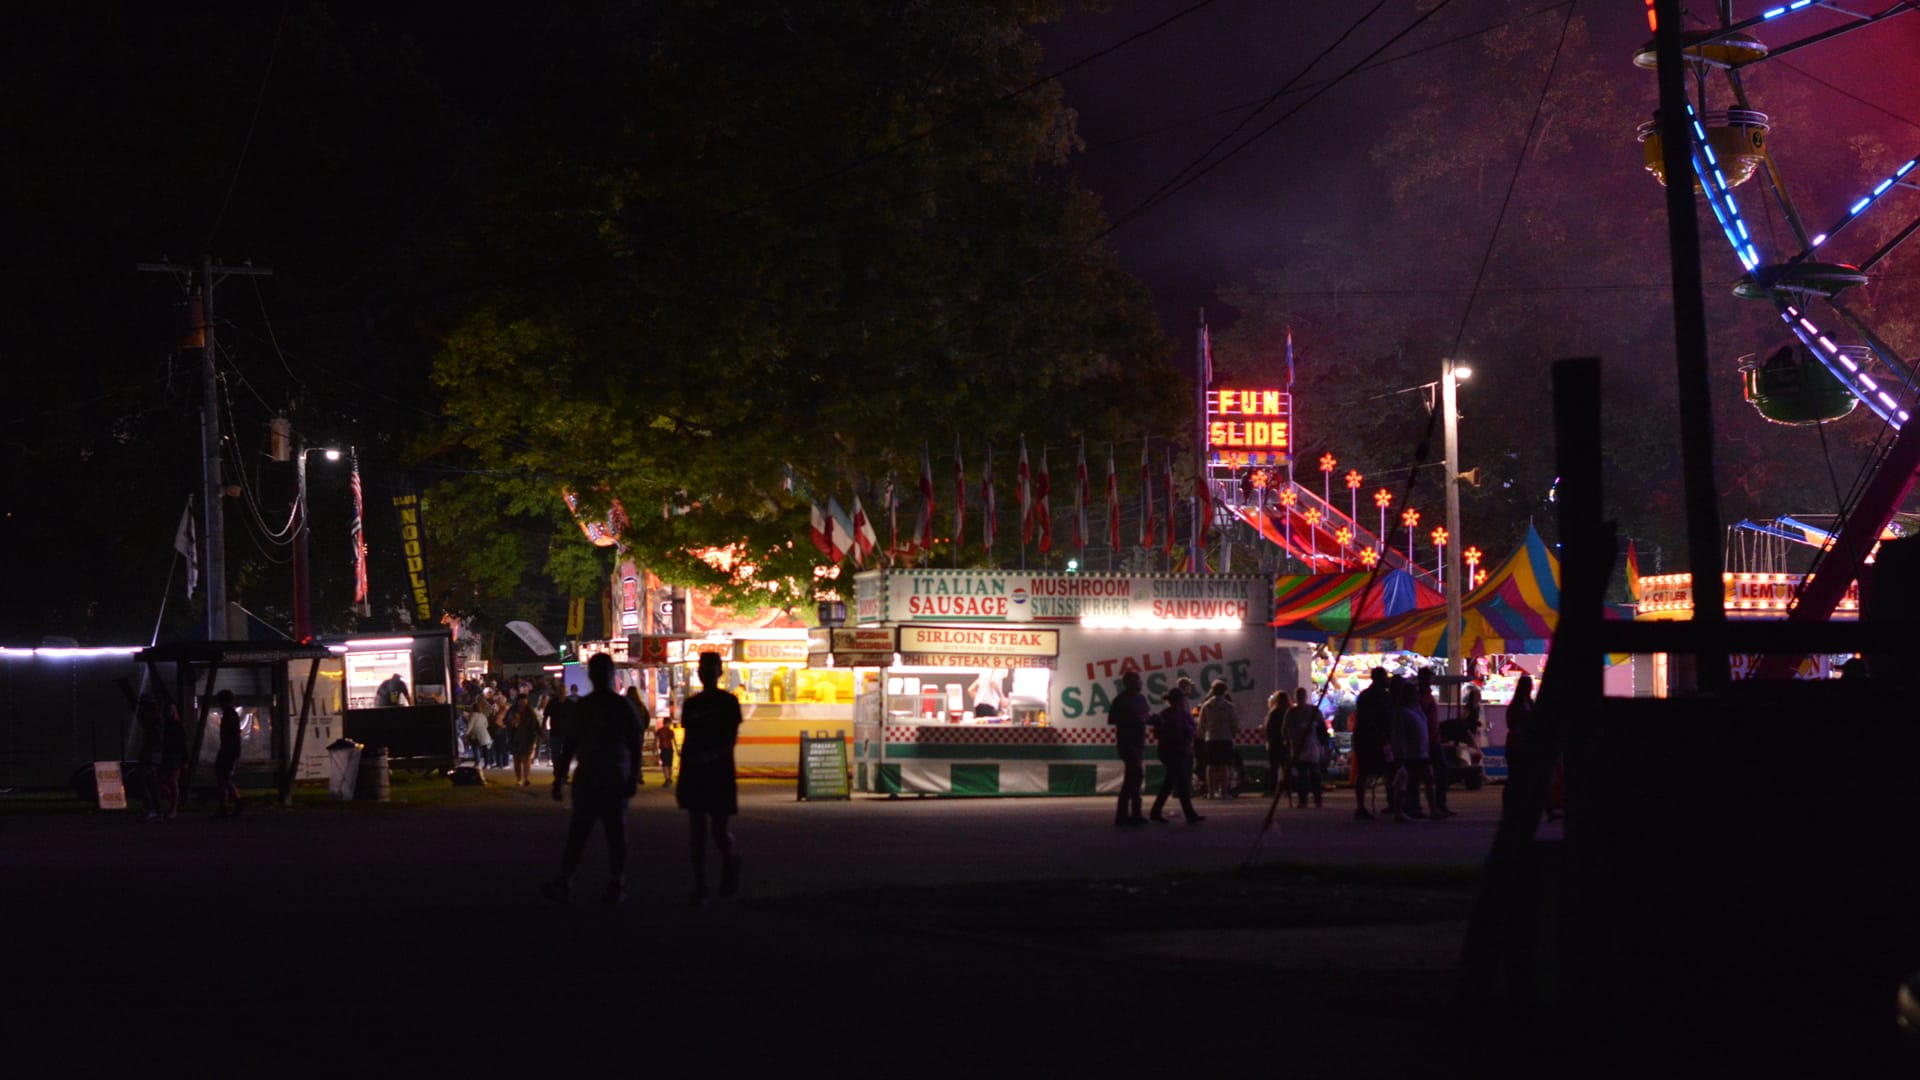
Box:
[1270,569,1442,643]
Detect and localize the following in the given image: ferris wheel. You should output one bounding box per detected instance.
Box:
[1630,0,1920,622]
[1633,1,1918,430]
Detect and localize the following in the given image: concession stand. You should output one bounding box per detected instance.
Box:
[667,629,857,778]
[845,569,1277,797]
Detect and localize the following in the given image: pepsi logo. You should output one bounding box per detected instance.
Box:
[1010,587,1029,608]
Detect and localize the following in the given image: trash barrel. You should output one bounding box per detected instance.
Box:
[327,739,364,801]
[354,747,390,802]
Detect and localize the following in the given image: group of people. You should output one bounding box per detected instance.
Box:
[1110,674,1250,825]
[132,686,248,821]
[542,650,742,908]
[1346,665,1485,822]
[455,673,677,789]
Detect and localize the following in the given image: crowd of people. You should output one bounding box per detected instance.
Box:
[454,672,677,789]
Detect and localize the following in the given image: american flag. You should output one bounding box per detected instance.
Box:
[349,450,370,617]
[1017,436,1032,545]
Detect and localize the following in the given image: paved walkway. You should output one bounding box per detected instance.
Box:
[2,778,1516,1075]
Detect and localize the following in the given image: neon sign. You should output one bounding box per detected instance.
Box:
[1206,387,1291,465]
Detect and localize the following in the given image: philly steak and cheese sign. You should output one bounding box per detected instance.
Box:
[866,571,1272,626]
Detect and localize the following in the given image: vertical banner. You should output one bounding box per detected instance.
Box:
[391,487,435,625]
[566,595,587,637]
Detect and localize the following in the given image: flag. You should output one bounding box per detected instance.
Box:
[981,444,996,553]
[1035,447,1053,553]
[1626,540,1642,602]
[1073,441,1089,550]
[952,436,966,551]
[1139,440,1154,550]
[1017,436,1033,545]
[1285,326,1296,388]
[1195,472,1213,554]
[828,497,856,563]
[852,495,878,566]
[809,501,833,559]
[173,497,198,599]
[1105,443,1120,549]
[349,450,370,617]
[1163,452,1176,557]
[917,445,937,552]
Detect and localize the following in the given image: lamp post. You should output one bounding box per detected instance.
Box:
[1431,526,1449,588]
[1344,469,1362,524]
[1374,488,1392,545]
[1318,453,1336,507]
[1401,506,1420,565]
[293,444,343,642]
[1441,358,1471,681]
[1303,506,1322,564]
[1335,526,1353,570]
[1278,486,1297,565]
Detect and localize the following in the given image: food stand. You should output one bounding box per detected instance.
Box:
[845,569,1277,797]
[667,629,857,778]
[311,629,459,770]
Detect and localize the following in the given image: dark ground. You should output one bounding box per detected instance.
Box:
[3,773,1513,1077]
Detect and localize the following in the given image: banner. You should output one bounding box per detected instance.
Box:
[865,570,1272,625]
[391,489,434,625]
[1052,625,1276,724]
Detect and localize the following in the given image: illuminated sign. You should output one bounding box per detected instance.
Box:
[1207,386,1291,465]
[1636,572,1860,618]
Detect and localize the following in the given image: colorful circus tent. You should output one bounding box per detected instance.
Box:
[1346,524,1561,656]
[1272,569,1443,642]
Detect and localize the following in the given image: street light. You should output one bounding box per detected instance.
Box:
[1440,358,1471,681]
[293,444,344,642]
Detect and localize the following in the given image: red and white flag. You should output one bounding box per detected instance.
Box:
[1017,436,1033,545]
[1138,440,1154,550]
[951,436,966,552]
[1073,441,1089,550]
[1035,447,1053,554]
[1105,443,1120,549]
[981,445,996,553]
[349,450,370,617]
[1195,472,1213,554]
[917,445,937,552]
[884,477,899,562]
[809,501,834,559]
[852,494,878,566]
[828,497,856,563]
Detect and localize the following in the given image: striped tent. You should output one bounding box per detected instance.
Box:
[1271,569,1442,643]
[1347,524,1561,657]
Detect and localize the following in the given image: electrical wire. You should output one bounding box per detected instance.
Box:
[204,2,290,250]
[249,276,305,394]
[214,346,299,546]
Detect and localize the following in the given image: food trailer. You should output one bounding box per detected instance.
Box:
[667,629,858,778]
[844,569,1277,797]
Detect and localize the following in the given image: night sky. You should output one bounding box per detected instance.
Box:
[2,2,1917,644]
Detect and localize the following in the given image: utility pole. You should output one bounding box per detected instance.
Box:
[138,257,273,640]
[1442,357,1466,683]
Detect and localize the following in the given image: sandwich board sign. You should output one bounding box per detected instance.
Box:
[797,731,850,801]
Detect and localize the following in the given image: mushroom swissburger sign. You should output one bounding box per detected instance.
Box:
[868,571,1271,625]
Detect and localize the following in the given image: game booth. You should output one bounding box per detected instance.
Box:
[844,569,1278,797]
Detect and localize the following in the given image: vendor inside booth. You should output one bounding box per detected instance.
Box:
[315,629,458,770]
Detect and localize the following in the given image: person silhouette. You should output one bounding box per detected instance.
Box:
[677,651,743,906]
[542,653,644,905]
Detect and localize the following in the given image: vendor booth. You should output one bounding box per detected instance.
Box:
[311,629,459,770]
[846,569,1277,797]
[667,629,857,778]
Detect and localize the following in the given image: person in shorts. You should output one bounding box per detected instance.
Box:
[677,652,743,906]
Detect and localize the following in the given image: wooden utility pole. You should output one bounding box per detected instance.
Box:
[137,257,273,640]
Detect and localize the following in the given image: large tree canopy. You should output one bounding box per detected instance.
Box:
[426,1,1182,613]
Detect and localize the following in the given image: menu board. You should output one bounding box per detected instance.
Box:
[797,732,850,801]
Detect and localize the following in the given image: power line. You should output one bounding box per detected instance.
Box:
[204,2,290,249]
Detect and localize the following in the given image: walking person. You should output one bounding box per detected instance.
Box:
[678,652,743,906]
[212,689,244,817]
[464,703,492,771]
[1418,667,1453,817]
[655,716,676,789]
[1351,667,1392,820]
[134,690,166,822]
[158,693,188,818]
[1197,680,1240,799]
[488,693,511,769]
[1282,687,1328,808]
[1504,673,1534,778]
[623,685,651,786]
[1108,671,1150,826]
[1389,681,1434,823]
[1148,688,1203,824]
[1263,691,1289,795]
[542,654,645,906]
[509,696,541,787]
